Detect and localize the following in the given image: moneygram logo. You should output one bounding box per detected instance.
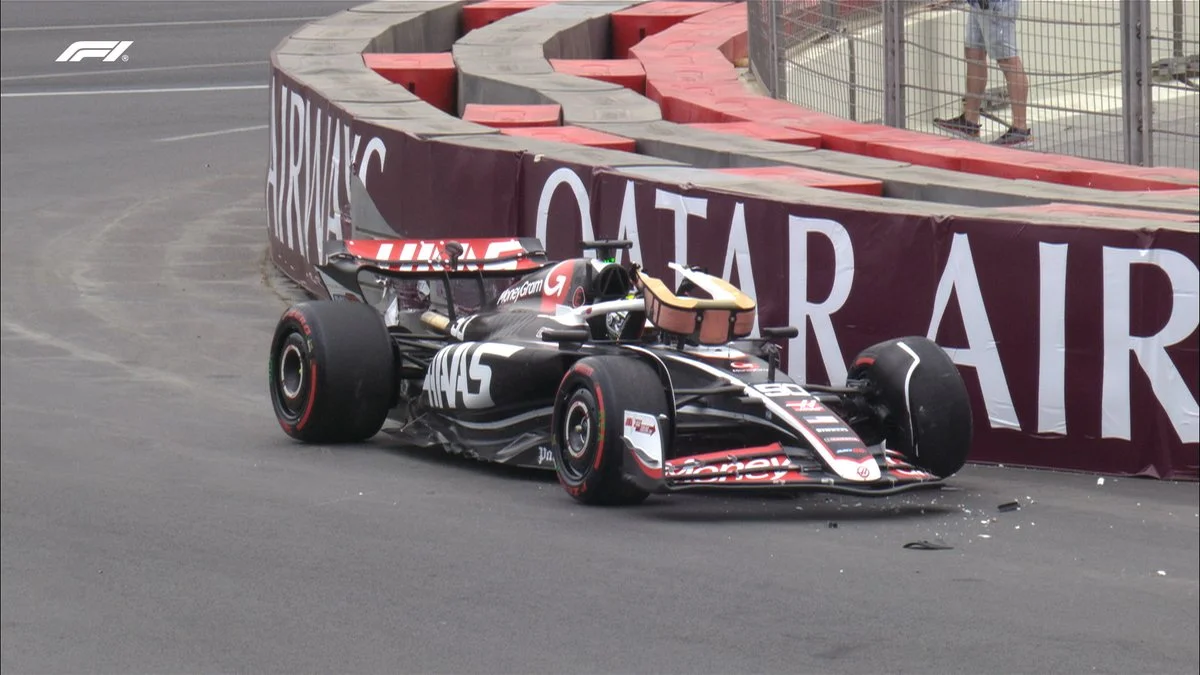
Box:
[56,41,133,63]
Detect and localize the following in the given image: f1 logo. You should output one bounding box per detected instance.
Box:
[56,41,133,63]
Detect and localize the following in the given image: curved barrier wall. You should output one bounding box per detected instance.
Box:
[266,0,1199,480]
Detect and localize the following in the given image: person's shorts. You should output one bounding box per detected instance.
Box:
[965,0,1021,60]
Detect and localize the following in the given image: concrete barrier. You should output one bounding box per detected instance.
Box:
[266,0,1199,480]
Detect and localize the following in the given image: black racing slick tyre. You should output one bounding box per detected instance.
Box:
[269,301,395,444]
[846,337,973,478]
[552,356,668,506]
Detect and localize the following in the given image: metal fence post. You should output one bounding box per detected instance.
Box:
[882,0,906,128]
[1121,0,1152,166]
[775,1,788,98]
[764,0,780,98]
[747,0,762,95]
[1140,0,1155,167]
[847,31,858,121]
[1172,0,1185,59]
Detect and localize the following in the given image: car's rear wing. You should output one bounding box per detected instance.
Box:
[316,236,553,302]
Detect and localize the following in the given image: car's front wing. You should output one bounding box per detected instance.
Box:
[634,441,945,496]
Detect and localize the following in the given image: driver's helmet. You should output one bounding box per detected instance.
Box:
[605,309,630,339]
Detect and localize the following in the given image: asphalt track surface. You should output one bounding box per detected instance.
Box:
[1,3,1198,674]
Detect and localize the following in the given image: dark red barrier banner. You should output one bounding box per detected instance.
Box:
[266,69,1199,480]
[516,165,1199,479]
[266,70,358,292]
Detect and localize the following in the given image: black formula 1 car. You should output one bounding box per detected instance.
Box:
[269,237,973,505]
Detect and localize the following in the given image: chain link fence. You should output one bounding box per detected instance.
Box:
[747,0,1199,169]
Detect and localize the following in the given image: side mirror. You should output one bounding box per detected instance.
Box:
[757,327,796,383]
[444,241,465,269]
[541,327,591,343]
[761,326,799,340]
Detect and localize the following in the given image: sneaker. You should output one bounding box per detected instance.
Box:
[992,126,1033,146]
[933,114,981,138]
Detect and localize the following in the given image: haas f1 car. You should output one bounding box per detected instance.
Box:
[269,237,973,505]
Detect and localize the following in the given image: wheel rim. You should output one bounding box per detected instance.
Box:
[275,335,309,419]
[565,400,591,459]
[560,397,594,480]
[280,344,304,399]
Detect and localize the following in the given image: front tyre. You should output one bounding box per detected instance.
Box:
[269,301,395,443]
[847,337,973,478]
[552,356,668,506]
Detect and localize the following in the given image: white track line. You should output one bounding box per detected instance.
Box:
[0,16,327,33]
[0,84,268,98]
[154,125,268,143]
[1,61,268,83]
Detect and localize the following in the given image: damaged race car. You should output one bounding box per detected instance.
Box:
[268,237,973,505]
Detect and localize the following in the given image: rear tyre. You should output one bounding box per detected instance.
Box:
[846,337,972,478]
[552,356,668,506]
[269,301,395,443]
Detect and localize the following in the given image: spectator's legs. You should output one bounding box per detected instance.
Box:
[934,5,986,137]
[997,55,1028,130]
[989,0,1029,133]
[963,46,989,124]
